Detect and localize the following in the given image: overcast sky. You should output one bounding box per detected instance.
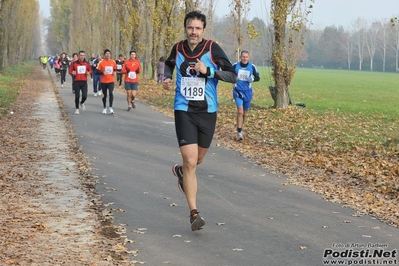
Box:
[38,0,399,29]
[216,0,399,28]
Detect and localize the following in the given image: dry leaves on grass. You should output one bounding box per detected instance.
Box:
[0,67,136,265]
[138,79,399,227]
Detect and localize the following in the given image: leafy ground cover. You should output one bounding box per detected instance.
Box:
[137,72,398,227]
[0,66,135,265]
[0,62,36,114]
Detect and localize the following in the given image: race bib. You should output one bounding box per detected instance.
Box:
[77,65,86,74]
[128,72,136,79]
[180,77,205,101]
[117,65,122,70]
[237,69,250,81]
[105,66,113,74]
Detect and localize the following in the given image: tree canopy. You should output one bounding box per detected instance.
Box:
[0,0,41,70]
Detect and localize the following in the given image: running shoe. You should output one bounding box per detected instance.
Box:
[80,103,86,111]
[172,164,185,194]
[74,109,79,115]
[94,92,98,96]
[102,108,107,114]
[61,84,63,88]
[109,107,114,114]
[98,90,102,96]
[132,101,136,109]
[237,132,244,141]
[190,209,205,231]
[127,106,132,111]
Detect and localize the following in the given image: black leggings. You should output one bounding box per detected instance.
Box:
[60,69,67,85]
[117,73,123,86]
[101,82,114,108]
[74,81,88,109]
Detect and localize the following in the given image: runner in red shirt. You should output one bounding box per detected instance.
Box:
[97,49,117,114]
[69,50,92,115]
[121,50,141,111]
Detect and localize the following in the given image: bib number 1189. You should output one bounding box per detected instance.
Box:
[180,77,205,101]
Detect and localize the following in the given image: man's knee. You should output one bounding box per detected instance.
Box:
[185,157,198,167]
[237,107,244,116]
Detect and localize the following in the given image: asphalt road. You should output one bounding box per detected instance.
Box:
[49,70,398,266]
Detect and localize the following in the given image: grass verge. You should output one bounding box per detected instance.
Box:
[0,61,37,114]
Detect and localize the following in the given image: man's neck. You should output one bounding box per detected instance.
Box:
[188,44,198,51]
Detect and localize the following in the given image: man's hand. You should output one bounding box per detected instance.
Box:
[195,58,207,75]
[163,78,172,90]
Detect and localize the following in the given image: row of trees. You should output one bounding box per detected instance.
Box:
[46,0,314,108]
[305,19,399,72]
[0,0,41,71]
[212,16,399,73]
[1,0,396,107]
[47,0,205,80]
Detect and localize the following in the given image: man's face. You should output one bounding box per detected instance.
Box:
[104,52,111,59]
[130,52,136,59]
[79,53,85,61]
[185,18,205,47]
[240,52,250,64]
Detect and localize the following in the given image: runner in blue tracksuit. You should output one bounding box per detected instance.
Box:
[232,50,260,140]
[163,10,237,231]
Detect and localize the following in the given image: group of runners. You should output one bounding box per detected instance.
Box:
[46,49,141,115]
[44,10,260,232]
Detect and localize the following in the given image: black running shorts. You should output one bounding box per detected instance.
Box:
[174,110,217,148]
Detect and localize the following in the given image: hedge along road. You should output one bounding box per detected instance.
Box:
[49,70,398,266]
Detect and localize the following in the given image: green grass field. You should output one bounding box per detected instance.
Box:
[0,61,37,114]
[217,67,399,119]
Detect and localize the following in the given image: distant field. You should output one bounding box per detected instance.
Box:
[217,67,399,119]
[0,61,36,114]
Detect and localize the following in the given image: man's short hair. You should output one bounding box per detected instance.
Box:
[184,10,206,29]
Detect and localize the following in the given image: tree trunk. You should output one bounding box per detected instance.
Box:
[0,0,4,71]
[271,0,290,109]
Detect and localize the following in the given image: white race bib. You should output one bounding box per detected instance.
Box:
[77,65,86,74]
[237,69,250,81]
[105,66,113,74]
[117,64,122,70]
[180,77,205,101]
[128,71,136,79]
